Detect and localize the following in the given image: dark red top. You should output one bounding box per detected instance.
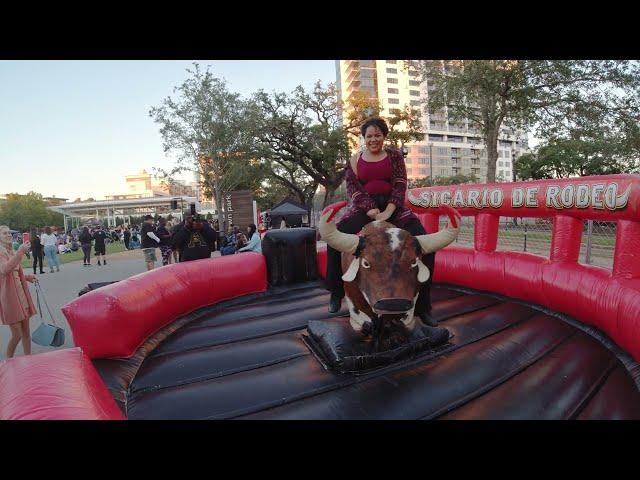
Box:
[358,155,392,195]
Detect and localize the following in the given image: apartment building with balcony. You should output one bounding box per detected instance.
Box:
[336,60,529,183]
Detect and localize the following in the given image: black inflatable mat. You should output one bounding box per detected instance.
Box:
[303,317,452,374]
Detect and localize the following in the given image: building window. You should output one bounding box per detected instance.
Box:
[387,77,398,84]
[388,88,399,94]
[409,70,419,77]
[386,68,398,74]
[389,108,401,115]
[388,98,400,104]
[440,168,448,175]
[419,168,428,175]
[447,135,463,143]
[409,80,420,87]
[419,157,428,164]
[436,147,449,155]
[386,60,397,64]
[410,100,421,106]
[410,90,420,96]
[499,161,504,167]
[429,134,444,141]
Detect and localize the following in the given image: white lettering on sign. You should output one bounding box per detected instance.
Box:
[408,183,631,212]
[525,187,539,207]
[512,188,525,207]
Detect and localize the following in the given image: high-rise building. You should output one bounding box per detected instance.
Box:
[336,60,529,183]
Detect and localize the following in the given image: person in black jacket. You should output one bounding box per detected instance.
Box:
[123,227,131,250]
[172,214,216,262]
[79,227,93,266]
[156,217,173,266]
[141,215,160,271]
[30,228,45,274]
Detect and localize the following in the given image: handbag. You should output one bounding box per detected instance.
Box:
[31,282,65,347]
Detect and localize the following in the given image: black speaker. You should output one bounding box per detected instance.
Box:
[171,200,178,210]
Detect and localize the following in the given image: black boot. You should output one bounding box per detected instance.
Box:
[328,293,342,313]
[97,260,101,266]
[421,324,450,346]
[417,311,438,327]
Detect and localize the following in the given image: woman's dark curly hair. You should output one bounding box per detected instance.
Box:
[360,117,389,138]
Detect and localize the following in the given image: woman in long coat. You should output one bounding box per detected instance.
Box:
[0,225,38,358]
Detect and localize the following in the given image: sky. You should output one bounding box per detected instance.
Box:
[0,60,337,200]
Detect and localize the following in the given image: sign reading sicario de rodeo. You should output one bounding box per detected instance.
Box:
[408,182,631,212]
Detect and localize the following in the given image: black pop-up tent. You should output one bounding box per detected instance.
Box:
[267,200,309,228]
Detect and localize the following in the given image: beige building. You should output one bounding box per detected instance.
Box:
[336,60,528,183]
[105,169,199,201]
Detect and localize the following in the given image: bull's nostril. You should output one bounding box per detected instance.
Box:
[373,299,413,312]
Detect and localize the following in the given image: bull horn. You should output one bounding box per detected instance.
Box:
[415,204,462,254]
[318,201,359,254]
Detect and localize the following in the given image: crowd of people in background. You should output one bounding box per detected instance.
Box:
[6,212,264,275]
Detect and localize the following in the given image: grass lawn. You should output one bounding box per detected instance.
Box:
[21,242,129,269]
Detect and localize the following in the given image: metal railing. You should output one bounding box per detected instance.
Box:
[438,216,616,269]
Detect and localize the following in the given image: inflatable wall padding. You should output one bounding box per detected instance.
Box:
[0,348,125,420]
[62,253,267,359]
[406,175,640,363]
[262,228,318,286]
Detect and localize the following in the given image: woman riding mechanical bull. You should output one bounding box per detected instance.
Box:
[322,117,460,346]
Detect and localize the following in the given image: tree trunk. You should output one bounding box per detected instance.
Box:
[215,191,225,232]
[485,128,499,183]
[322,185,337,208]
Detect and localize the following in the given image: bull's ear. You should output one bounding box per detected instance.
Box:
[413,257,430,283]
[342,257,361,282]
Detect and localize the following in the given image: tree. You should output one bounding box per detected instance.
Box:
[248,82,424,208]
[415,60,640,183]
[516,134,639,180]
[0,192,64,231]
[149,63,260,230]
[408,174,478,189]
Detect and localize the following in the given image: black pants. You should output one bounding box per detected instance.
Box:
[124,238,130,249]
[32,249,44,273]
[81,243,91,263]
[325,212,436,315]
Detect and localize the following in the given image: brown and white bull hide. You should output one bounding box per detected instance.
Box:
[341,221,424,332]
[319,202,461,336]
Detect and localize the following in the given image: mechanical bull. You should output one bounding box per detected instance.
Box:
[319,202,461,340]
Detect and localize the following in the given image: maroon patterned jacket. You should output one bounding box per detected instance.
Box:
[341,147,421,229]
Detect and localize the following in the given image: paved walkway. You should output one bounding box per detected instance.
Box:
[0,248,221,359]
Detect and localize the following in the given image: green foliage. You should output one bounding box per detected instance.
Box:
[0,192,64,231]
[516,134,640,180]
[408,174,479,188]
[415,60,640,183]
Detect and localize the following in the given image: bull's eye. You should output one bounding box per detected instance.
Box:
[361,258,371,269]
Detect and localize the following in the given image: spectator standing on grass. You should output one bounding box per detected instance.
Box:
[0,225,38,359]
[93,225,108,266]
[237,224,262,254]
[156,217,173,266]
[30,228,45,275]
[123,227,131,250]
[79,226,93,266]
[141,215,160,271]
[41,226,60,273]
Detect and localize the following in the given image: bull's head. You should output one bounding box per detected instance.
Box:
[319,202,461,334]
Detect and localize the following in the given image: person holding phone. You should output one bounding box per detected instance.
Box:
[0,225,38,358]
